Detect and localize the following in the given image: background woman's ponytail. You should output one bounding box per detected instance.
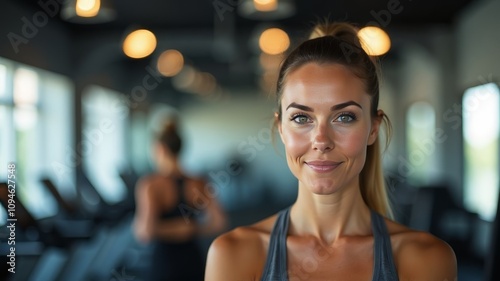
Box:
[158,118,182,156]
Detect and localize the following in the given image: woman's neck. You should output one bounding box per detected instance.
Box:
[157,158,182,177]
[290,182,371,245]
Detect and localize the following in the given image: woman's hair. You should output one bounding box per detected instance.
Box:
[157,119,182,157]
[275,22,393,218]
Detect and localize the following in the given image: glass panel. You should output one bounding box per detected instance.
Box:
[1,60,74,220]
[14,106,58,219]
[0,106,14,180]
[463,83,500,221]
[82,85,128,204]
[0,105,13,225]
[0,64,7,99]
[13,67,38,105]
[39,73,76,199]
[405,101,436,185]
[131,110,151,175]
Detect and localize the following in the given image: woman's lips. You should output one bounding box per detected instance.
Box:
[305,161,342,173]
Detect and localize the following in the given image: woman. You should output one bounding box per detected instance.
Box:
[133,119,227,281]
[205,23,456,281]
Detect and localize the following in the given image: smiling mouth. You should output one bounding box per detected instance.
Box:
[305,161,343,173]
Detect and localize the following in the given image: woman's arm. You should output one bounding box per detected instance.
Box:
[190,178,228,236]
[132,177,157,244]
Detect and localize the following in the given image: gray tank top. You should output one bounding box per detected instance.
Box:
[260,208,399,281]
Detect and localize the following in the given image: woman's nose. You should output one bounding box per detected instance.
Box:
[312,123,334,152]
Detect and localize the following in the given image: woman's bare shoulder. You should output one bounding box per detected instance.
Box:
[136,173,163,187]
[135,174,175,198]
[209,213,278,256]
[385,219,457,281]
[205,213,279,281]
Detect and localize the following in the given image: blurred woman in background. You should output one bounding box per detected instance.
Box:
[133,118,227,281]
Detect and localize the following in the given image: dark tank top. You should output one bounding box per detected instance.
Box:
[260,208,399,281]
[147,177,204,281]
[159,177,190,220]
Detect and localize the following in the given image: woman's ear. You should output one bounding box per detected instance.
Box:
[368,110,384,145]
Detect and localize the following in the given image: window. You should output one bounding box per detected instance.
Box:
[130,110,151,175]
[405,101,437,185]
[463,83,500,221]
[0,63,8,100]
[82,85,128,204]
[0,57,74,221]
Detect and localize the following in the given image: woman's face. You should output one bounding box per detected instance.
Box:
[153,142,175,169]
[278,62,381,194]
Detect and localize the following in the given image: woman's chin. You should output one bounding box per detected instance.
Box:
[305,180,340,195]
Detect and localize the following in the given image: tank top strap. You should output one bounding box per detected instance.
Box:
[175,177,186,204]
[260,207,291,281]
[371,210,399,281]
[160,176,189,220]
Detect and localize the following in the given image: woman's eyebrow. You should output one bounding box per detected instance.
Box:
[331,101,362,111]
[285,101,363,112]
[286,102,313,111]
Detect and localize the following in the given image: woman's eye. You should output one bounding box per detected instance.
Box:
[291,115,310,124]
[336,113,356,123]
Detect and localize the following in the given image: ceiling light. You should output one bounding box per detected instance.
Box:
[357,26,391,56]
[172,66,219,96]
[61,0,116,23]
[76,0,100,17]
[122,29,157,59]
[259,28,290,55]
[196,72,217,95]
[254,0,277,12]
[172,65,197,91]
[239,0,295,20]
[157,50,184,77]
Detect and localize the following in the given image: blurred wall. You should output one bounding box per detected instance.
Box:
[458,0,500,89]
[0,1,72,76]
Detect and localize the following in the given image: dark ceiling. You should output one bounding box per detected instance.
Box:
[69,0,477,30]
[9,0,478,97]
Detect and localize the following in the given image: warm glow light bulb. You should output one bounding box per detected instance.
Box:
[172,65,197,91]
[357,26,391,56]
[157,50,184,77]
[259,28,290,55]
[76,0,100,17]
[123,29,157,59]
[254,0,277,12]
